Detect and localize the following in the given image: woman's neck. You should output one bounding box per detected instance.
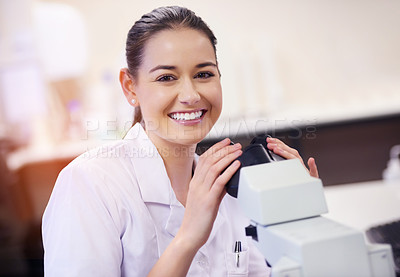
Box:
[148,134,197,206]
[163,144,196,206]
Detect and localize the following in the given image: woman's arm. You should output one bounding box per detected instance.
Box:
[42,164,123,277]
[148,138,242,276]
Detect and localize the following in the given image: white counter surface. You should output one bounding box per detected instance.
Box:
[323,180,400,231]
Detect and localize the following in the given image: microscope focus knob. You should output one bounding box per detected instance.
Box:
[245,224,258,241]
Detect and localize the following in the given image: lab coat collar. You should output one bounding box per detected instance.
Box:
[124,124,175,206]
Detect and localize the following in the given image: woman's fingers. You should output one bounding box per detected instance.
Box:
[195,139,241,180]
[202,149,242,190]
[308,157,319,178]
[189,138,243,202]
[201,138,232,159]
[210,160,241,198]
[266,137,303,161]
[266,137,320,177]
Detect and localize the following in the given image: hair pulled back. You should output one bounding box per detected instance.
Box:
[125,6,218,126]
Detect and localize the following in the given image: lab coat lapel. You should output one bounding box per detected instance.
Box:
[208,209,226,244]
[165,204,185,237]
[125,124,186,237]
[164,202,227,247]
[195,210,227,257]
[124,124,171,205]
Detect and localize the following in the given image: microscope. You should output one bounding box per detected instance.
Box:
[226,136,396,277]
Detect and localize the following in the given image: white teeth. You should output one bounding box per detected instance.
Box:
[170,111,203,121]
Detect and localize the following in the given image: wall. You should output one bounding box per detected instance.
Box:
[39,0,400,132]
[1,0,399,141]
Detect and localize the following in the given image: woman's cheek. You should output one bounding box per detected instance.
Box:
[210,83,223,109]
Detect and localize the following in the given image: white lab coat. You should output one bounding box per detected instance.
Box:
[42,123,271,276]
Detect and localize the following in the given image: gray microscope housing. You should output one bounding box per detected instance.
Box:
[228,141,395,277]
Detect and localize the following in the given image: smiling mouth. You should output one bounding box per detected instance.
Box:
[168,109,206,121]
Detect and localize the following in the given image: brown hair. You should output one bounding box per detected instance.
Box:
[125,6,218,126]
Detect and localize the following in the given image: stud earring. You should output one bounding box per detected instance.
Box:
[131,98,136,105]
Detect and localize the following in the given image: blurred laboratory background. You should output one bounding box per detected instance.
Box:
[0,0,400,276]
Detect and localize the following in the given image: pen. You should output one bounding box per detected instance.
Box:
[234,241,241,267]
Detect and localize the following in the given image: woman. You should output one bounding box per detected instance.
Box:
[42,6,318,276]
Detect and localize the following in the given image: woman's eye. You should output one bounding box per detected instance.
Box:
[195,72,215,79]
[156,75,176,82]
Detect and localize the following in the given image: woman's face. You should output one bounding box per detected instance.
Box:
[133,28,222,149]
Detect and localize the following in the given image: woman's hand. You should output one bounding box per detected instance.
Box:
[266,137,319,178]
[177,138,242,251]
[148,138,242,277]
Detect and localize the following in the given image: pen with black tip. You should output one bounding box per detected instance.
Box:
[234,241,241,267]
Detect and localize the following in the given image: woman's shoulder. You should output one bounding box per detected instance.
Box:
[65,123,148,172]
[63,139,134,174]
[52,137,143,200]
[55,123,156,194]
[49,139,143,219]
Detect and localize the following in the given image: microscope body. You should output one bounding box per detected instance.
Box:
[230,142,396,277]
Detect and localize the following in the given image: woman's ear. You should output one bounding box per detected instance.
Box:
[119,68,138,107]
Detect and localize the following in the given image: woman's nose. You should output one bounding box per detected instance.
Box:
[178,79,201,105]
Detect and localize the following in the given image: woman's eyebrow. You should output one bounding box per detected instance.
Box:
[196,62,217,68]
[149,62,217,73]
[149,65,176,73]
